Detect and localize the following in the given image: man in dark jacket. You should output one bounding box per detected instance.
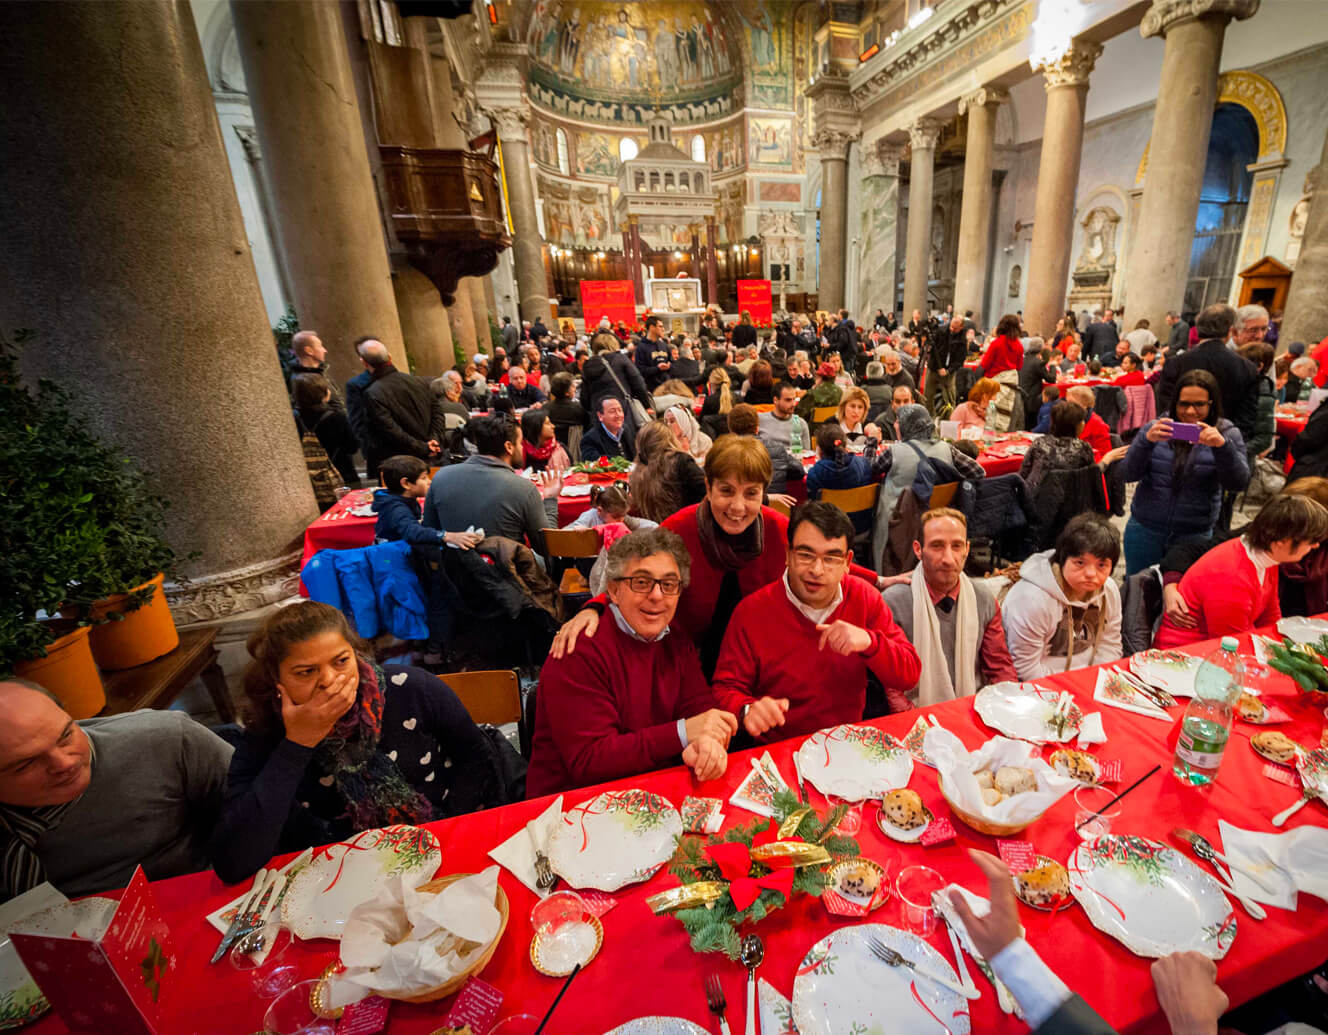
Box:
[345,364,374,478]
[1082,310,1120,363]
[580,397,636,461]
[827,313,856,371]
[1165,311,1189,354]
[1018,339,1057,429]
[358,338,447,473]
[635,315,672,389]
[1157,303,1258,444]
[926,317,967,414]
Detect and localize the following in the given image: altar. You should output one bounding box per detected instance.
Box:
[646,276,705,335]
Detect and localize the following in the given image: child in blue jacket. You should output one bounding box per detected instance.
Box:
[373,455,482,550]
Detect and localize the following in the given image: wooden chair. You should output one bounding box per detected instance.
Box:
[928,481,959,509]
[812,405,840,425]
[751,404,775,413]
[767,497,791,517]
[818,482,880,564]
[437,669,522,727]
[544,527,601,619]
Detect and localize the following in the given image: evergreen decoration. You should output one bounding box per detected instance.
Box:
[663,789,859,959]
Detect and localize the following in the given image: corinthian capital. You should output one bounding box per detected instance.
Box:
[908,117,943,152]
[487,106,530,142]
[1035,39,1104,90]
[813,128,859,160]
[1141,0,1260,37]
[957,87,1010,116]
[861,139,907,178]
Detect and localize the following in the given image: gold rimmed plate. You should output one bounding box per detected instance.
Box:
[529,913,603,977]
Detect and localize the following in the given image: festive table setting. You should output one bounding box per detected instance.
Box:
[10,619,1328,1035]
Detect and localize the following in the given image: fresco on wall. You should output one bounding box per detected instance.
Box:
[735,1,794,109]
[748,117,793,168]
[576,132,619,177]
[530,122,556,168]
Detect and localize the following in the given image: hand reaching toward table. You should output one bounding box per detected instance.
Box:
[948,849,1021,961]
[1150,952,1227,1035]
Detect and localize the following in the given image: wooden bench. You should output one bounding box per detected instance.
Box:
[100,626,237,723]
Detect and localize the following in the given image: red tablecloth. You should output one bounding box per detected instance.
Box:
[1276,409,1310,473]
[299,491,379,592]
[1054,377,1113,397]
[30,626,1328,1035]
[556,472,631,526]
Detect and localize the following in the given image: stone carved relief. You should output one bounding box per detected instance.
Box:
[812,128,858,158]
[908,117,942,152]
[957,87,1008,116]
[1008,264,1022,297]
[1075,206,1120,273]
[759,210,801,238]
[1141,0,1260,38]
[1035,40,1103,90]
[1286,195,1311,268]
[165,550,304,625]
[1218,69,1288,159]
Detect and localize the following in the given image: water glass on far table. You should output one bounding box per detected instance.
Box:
[230,922,300,998]
[896,865,946,936]
[1074,786,1121,842]
[263,980,338,1035]
[333,486,351,501]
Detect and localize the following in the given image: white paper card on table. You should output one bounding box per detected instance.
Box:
[959,425,984,441]
[1076,711,1107,747]
[923,727,1078,825]
[560,484,594,497]
[1219,820,1328,907]
[1092,668,1172,720]
[487,794,563,898]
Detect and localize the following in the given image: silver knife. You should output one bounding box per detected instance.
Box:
[210,869,269,963]
[943,917,979,999]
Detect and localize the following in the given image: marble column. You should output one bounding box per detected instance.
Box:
[857,141,906,318]
[447,285,479,361]
[465,277,493,356]
[902,118,943,320]
[230,0,405,376]
[955,88,1008,325]
[486,107,550,324]
[1025,40,1103,339]
[705,217,720,306]
[814,130,855,311]
[1129,0,1259,331]
[0,0,316,621]
[629,216,645,303]
[1282,130,1328,346]
[393,262,454,373]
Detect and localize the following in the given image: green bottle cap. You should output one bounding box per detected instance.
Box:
[1221,636,1239,651]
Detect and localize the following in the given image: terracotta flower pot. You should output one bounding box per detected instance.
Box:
[15,624,106,719]
[82,572,180,671]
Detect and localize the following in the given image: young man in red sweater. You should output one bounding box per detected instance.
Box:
[526,529,737,797]
[711,502,921,743]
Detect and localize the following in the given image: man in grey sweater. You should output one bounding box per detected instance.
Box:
[0,679,233,899]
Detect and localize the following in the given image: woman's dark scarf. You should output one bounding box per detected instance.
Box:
[695,498,764,571]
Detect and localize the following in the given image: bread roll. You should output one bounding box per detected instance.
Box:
[980,787,1005,807]
[994,765,1037,796]
[881,788,928,830]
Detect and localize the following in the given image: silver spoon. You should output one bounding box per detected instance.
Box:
[740,934,764,1035]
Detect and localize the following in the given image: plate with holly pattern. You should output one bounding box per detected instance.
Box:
[280,825,441,940]
[1067,835,1236,959]
[792,923,970,1035]
[1130,650,1202,697]
[795,725,913,802]
[974,683,1084,743]
[549,789,683,892]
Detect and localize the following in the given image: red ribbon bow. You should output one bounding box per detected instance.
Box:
[704,822,797,912]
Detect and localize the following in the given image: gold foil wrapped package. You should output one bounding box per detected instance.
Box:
[778,809,811,840]
[749,840,832,868]
[646,881,727,914]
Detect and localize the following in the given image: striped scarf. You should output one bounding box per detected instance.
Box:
[0,738,94,899]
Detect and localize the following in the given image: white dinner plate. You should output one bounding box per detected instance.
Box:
[1067,835,1236,959]
[792,923,971,1035]
[1278,617,1328,646]
[280,826,441,940]
[0,943,47,1030]
[603,1019,709,1035]
[974,683,1082,743]
[795,725,913,802]
[1130,649,1202,697]
[548,789,682,892]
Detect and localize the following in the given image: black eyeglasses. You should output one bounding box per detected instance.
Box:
[613,575,683,595]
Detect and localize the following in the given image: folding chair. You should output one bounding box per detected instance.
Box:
[928,481,959,509]
[543,527,600,620]
[812,405,840,426]
[437,669,522,727]
[819,482,880,565]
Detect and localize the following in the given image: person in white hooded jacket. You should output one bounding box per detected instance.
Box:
[1002,514,1124,679]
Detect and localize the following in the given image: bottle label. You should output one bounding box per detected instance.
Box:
[1176,729,1224,768]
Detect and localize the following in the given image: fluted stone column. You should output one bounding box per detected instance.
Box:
[230,0,405,376]
[814,130,855,311]
[902,118,943,320]
[1025,40,1103,338]
[857,141,905,317]
[1129,0,1259,331]
[0,0,316,622]
[487,107,549,324]
[955,88,1008,325]
[1282,131,1328,346]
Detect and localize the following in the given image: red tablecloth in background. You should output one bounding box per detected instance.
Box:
[556,472,631,526]
[30,625,1328,1034]
[1276,409,1310,473]
[1054,377,1113,397]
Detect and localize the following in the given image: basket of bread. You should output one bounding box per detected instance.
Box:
[924,727,1080,837]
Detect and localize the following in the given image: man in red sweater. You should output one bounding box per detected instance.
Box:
[1067,385,1113,461]
[712,502,921,743]
[526,529,737,797]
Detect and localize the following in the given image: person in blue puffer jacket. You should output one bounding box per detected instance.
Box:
[372,455,482,550]
[1119,369,1249,575]
[806,421,888,534]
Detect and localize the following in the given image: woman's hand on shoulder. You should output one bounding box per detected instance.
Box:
[280,675,356,748]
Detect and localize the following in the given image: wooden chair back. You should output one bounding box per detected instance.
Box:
[819,482,880,516]
[438,669,521,727]
[543,527,601,558]
[928,481,959,509]
[812,405,839,425]
[767,497,791,517]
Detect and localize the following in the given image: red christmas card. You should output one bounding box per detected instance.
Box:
[10,867,173,1035]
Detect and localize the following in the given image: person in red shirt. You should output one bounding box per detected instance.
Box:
[1066,385,1113,461]
[1153,495,1328,648]
[1113,353,1147,387]
[526,528,737,797]
[711,502,921,743]
[978,314,1025,379]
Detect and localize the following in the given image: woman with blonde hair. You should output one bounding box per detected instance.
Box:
[665,404,713,459]
[700,366,735,420]
[950,377,1001,431]
[834,386,877,446]
[652,378,695,414]
[628,420,707,522]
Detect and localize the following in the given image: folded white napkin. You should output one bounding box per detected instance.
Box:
[1093,668,1172,721]
[446,524,484,547]
[1219,819,1328,909]
[1076,712,1107,747]
[487,795,563,898]
[560,484,594,497]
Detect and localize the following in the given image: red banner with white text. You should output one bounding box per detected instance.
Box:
[579,280,637,331]
[737,280,774,327]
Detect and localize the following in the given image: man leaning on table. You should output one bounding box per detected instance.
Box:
[526,528,737,797]
[882,507,1018,711]
[711,502,921,744]
[0,678,233,900]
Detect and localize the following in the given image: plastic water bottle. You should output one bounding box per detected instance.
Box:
[1172,637,1245,786]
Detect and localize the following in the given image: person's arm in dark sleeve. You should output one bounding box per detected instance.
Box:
[345,379,369,454]
[1291,409,1328,465]
[376,497,446,546]
[428,397,449,446]
[623,357,654,411]
[1212,426,1250,489]
[317,412,361,487]
[209,735,313,883]
[369,393,429,456]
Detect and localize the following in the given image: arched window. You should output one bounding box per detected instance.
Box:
[619,137,639,163]
[691,134,706,163]
[555,129,570,176]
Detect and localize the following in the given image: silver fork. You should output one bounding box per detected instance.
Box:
[526,821,556,890]
[704,973,732,1035]
[865,934,969,998]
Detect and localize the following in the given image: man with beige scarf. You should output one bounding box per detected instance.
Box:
[881,509,1017,711]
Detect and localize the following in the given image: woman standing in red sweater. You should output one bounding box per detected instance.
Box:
[1153,495,1328,648]
[978,314,1026,431]
[552,437,890,676]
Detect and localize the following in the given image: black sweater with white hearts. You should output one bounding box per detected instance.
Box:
[211,665,490,883]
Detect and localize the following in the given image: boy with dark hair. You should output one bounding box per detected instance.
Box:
[372,454,483,549]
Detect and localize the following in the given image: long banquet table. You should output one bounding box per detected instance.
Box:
[28,624,1328,1034]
